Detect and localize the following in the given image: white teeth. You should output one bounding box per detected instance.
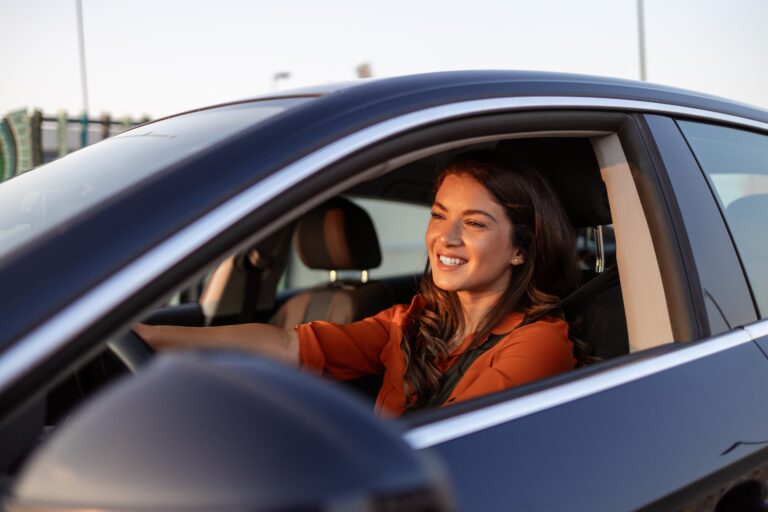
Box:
[439,255,466,266]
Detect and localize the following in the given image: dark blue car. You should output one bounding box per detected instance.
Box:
[2,71,768,511]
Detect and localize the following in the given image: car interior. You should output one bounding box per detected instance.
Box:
[51,135,646,402]
[192,136,646,353]
[1,130,679,486]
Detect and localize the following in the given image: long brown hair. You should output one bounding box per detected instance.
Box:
[401,153,581,410]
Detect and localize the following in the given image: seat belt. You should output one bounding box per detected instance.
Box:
[420,265,620,409]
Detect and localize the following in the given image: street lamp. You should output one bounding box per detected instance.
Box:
[637,0,647,81]
[272,71,291,91]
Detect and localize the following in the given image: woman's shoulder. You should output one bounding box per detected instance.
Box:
[378,294,426,323]
[489,313,573,366]
[493,311,569,340]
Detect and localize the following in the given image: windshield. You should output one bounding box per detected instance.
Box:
[0,98,310,261]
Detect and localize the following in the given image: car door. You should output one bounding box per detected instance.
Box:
[401,111,768,511]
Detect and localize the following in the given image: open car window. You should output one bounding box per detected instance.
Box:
[27,118,678,453]
[170,131,671,419]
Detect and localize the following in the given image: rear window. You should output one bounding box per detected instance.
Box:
[678,120,768,315]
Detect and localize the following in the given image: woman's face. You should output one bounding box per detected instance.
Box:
[426,173,524,300]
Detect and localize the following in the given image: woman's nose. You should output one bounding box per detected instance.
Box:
[439,221,463,246]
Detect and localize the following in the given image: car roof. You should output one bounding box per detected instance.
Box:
[239,70,768,125]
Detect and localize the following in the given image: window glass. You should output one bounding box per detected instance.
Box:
[0,98,309,260]
[678,120,768,315]
[282,197,430,289]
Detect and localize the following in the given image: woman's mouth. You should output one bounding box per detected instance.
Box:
[438,254,467,267]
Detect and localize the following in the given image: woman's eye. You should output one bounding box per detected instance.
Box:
[466,220,486,228]
[430,212,444,219]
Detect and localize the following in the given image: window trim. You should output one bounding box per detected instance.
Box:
[403,328,753,449]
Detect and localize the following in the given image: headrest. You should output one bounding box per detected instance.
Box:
[294,197,382,271]
[497,139,612,227]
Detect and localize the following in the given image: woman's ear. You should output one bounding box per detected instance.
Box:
[511,253,525,265]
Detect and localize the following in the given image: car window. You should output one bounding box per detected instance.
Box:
[678,120,768,316]
[0,98,309,261]
[281,197,430,289]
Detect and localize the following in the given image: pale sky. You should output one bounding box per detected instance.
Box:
[1,0,767,119]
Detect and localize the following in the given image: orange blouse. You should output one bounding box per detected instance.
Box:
[297,295,575,417]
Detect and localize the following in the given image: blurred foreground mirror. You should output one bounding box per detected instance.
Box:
[8,352,454,511]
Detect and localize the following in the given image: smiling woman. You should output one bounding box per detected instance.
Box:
[137,153,583,416]
[428,174,523,300]
[401,154,581,412]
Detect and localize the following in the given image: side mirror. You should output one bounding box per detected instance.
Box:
[8,352,454,511]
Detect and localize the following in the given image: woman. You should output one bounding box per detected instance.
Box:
[137,154,582,416]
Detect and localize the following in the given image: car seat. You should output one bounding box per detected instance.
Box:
[269,197,396,328]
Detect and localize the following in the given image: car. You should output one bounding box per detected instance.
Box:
[1,70,768,511]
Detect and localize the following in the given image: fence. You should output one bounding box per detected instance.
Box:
[0,109,148,182]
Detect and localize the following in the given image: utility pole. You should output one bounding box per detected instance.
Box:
[76,0,89,112]
[637,0,647,81]
[75,0,90,146]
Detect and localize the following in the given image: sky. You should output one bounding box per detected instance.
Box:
[1,0,767,119]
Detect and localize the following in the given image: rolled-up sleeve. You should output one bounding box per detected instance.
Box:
[297,307,395,380]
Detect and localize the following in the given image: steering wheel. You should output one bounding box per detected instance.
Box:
[106,329,155,372]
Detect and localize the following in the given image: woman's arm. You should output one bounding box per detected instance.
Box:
[133,323,299,366]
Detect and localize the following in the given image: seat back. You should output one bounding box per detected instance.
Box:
[565,266,628,359]
[270,197,395,328]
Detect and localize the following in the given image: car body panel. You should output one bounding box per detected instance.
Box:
[419,333,768,510]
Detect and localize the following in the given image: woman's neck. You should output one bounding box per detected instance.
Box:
[456,290,505,335]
